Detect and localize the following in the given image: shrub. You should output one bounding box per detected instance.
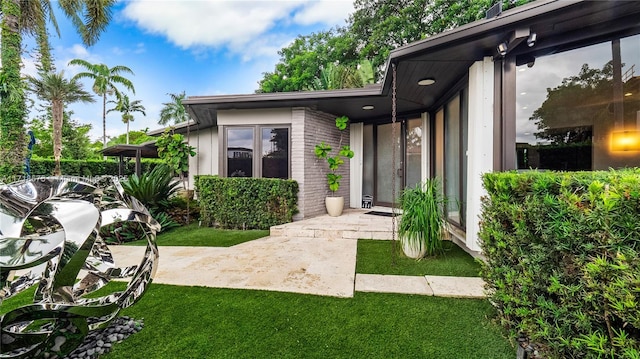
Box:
[121,165,181,213]
[196,176,298,230]
[166,196,200,225]
[479,169,640,358]
[27,157,163,178]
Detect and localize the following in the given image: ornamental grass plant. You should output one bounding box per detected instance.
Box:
[398,178,446,258]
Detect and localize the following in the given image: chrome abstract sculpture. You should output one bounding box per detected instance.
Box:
[0,176,159,358]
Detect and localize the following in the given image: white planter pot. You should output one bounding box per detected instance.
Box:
[400,237,426,259]
[325,196,344,217]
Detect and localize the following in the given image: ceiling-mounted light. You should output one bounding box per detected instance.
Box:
[362,105,374,110]
[417,78,436,86]
[527,32,537,47]
[497,41,508,56]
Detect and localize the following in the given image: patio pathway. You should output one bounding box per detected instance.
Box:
[109,209,486,299]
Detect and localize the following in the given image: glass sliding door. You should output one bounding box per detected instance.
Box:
[375,123,403,205]
[440,89,468,228]
[405,118,422,189]
[362,118,423,207]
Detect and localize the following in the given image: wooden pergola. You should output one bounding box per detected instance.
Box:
[101,141,159,176]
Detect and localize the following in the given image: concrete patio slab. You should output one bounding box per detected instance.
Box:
[355,274,433,295]
[425,275,486,298]
[109,235,358,298]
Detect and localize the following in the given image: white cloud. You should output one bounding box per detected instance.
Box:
[292,0,354,26]
[121,0,354,60]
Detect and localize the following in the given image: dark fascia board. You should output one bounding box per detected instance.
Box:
[182,85,382,106]
[380,0,579,92]
[101,142,158,158]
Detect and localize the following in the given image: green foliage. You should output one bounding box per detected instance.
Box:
[158,92,190,125]
[196,176,298,230]
[0,0,27,178]
[124,224,269,247]
[107,130,155,147]
[257,29,360,93]
[106,94,146,144]
[28,114,99,160]
[165,196,200,226]
[357,240,481,277]
[98,284,514,358]
[68,59,135,148]
[479,169,640,358]
[155,129,196,182]
[24,157,163,178]
[398,179,447,257]
[121,165,181,214]
[314,116,354,193]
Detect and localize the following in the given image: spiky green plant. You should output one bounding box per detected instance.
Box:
[121,165,181,214]
[398,178,446,258]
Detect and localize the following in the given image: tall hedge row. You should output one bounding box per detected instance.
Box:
[27,158,164,178]
[196,176,298,230]
[479,169,640,358]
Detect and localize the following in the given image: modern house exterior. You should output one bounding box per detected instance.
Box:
[166,0,640,253]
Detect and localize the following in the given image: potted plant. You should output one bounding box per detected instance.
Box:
[398,178,446,259]
[314,115,354,216]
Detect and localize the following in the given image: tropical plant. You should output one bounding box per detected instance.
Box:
[158,91,190,125]
[306,59,376,91]
[155,129,196,188]
[0,0,116,176]
[27,70,94,175]
[121,164,181,214]
[107,94,146,144]
[398,178,446,259]
[314,116,354,194]
[68,59,135,148]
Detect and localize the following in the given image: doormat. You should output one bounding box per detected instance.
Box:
[364,211,395,217]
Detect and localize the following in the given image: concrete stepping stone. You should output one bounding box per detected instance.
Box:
[355,274,433,295]
[425,275,486,298]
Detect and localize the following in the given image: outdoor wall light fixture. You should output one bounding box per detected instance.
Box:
[497,42,508,56]
[527,32,537,47]
[362,105,375,110]
[417,78,436,86]
[611,130,640,151]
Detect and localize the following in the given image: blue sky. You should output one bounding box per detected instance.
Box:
[22,0,355,142]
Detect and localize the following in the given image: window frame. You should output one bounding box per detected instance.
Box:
[221,124,292,179]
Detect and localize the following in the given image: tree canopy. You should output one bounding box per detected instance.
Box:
[257,0,534,93]
[0,0,116,178]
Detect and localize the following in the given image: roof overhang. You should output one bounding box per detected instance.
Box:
[178,0,640,131]
[101,141,159,158]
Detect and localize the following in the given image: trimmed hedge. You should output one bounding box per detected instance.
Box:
[196,176,298,230]
[479,169,640,358]
[28,158,164,178]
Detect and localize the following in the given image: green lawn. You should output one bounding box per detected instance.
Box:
[356,239,482,277]
[101,283,512,359]
[125,223,269,247]
[1,233,508,358]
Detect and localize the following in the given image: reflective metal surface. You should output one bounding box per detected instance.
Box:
[0,176,159,358]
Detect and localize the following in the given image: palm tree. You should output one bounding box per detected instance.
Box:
[159,92,191,126]
[107,94,146,144]
[0,0,115,176]
[27,71,94,175]
[68,59,135,149]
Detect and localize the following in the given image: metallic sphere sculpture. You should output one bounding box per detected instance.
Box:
[0,176,159,358]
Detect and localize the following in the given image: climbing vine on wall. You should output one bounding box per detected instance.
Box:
[0,0,27,180]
